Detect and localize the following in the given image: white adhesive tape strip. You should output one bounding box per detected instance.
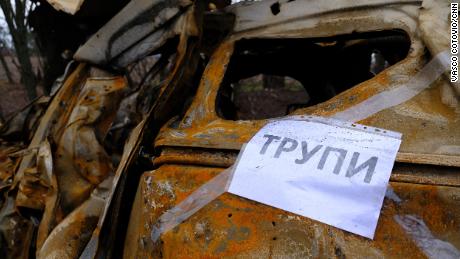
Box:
[151,167,234,242]
[150,50,451,242]
[151,146,247,242]
[332,50,450,122]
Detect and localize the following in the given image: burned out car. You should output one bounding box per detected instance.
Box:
[1,0,460,258]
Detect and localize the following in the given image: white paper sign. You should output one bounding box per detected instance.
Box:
[228,116,402,239]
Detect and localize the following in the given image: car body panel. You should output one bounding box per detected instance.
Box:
[124,0,460,257]
[125,164,460,258]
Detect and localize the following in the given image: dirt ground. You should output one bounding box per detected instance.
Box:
[0,55,36,120]
[0,80,29,120]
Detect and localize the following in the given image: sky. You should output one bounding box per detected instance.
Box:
[0,4,12,45]
[0,0,37,46]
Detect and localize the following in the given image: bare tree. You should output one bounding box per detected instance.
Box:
[0,51,13,84]
[0,27,13,83]
[0,0,37,100]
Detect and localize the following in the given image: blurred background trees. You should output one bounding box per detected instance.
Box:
[0,0,39,101]
[0,0,133,120]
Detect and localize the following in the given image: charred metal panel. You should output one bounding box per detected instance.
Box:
[78,4,205,256]
[419,0,460,106]
[125,164,460,258]
[124,0,460,257]
[154,0,460,166]
[74,0,197,67]
[0,143,31,259]
[0,0,458,257]
[34,75,127,258]
[45,0,86,15]
[227,0,422,36]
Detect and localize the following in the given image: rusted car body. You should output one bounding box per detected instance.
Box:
[124,0,460,258]
[0,0,459,258]
[0,0,205,257]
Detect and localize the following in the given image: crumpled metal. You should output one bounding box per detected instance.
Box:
[0,0,204,257]
[0,70,129,258]
[33,76,127,257]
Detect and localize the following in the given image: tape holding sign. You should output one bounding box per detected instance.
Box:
[150,51,449,242]
[227,117,401,239]
[332,50,450,122]
[150,116,401,242]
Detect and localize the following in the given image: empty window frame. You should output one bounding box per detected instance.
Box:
[216,30,411,120]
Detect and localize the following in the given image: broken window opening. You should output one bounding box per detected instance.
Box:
[216,30,411,120]
[104,38,180,160]
[126,36,180,91]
